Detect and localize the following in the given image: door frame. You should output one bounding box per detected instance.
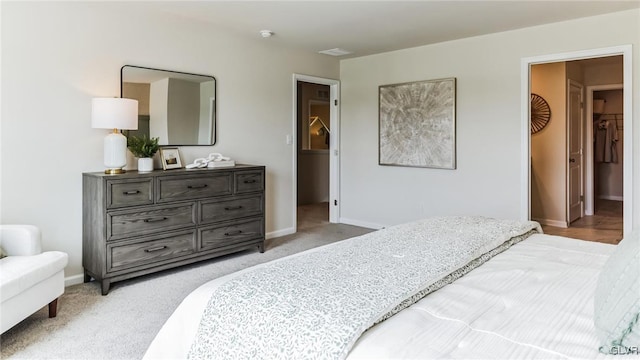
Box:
[292,74,341,230]
[585,84,623,216]
[520,45,633,236]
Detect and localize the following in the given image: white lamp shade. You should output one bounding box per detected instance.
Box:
[92,97,138,173]
[92,98,139,130]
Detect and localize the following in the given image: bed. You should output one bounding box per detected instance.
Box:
[143,217,639,359]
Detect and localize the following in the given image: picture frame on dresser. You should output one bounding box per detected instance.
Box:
[160,147,182,170]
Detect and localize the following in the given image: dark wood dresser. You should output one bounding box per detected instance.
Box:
[82,165,265,295]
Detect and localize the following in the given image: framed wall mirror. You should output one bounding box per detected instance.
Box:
[121,65,216,146]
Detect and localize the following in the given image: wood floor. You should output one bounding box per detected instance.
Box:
[542,199,623,245]
[298,201,624,245]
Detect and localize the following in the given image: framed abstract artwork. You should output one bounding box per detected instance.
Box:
[379,77,456,169]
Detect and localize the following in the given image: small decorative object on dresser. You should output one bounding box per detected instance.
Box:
[82,165,265,295]
[127,135,159,173]
[186,153,235,169]
[160,147,182,170]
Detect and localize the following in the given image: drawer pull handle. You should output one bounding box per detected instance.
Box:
[123,190,141,195]
[243,180,257,184]
[224,230,243,236]
[188,184,208,189]
[224,206,243,211]
[143,217,168,223]
[144,246,167,253]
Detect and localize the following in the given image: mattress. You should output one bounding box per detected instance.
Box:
[143,233,616,359]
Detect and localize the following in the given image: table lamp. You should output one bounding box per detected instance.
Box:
[91,98,138,174]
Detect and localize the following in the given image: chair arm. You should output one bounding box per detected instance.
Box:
[0,225,42,256]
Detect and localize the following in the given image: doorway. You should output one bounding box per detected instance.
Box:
[572,86,624,243]
[586,86,624,215]
[292,74,340,232]
[530,58,623,243]
[522,46,632,242]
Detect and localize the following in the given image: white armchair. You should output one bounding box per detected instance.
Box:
[0,225,68,334]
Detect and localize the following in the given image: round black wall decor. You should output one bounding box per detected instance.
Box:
[531,93,551,134]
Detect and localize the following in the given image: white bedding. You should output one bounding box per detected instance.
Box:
[144,234,615,359]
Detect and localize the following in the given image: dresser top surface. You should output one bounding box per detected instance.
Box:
[83,164,264,178]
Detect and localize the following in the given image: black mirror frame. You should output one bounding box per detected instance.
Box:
[120,65,217,146]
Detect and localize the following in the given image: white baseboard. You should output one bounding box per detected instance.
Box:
[339,217,385,230]
[533,218,568,228]
[266,227,295,240]
[65,274,85,287]
[598,195,623,201]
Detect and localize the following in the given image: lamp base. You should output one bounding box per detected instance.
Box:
[103,131,128,174]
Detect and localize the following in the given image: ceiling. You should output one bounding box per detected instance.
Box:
[142,1,640,59]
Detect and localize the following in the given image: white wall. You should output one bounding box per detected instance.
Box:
[199,81,215,144]
[167,78,200,144]
[339,9,640,229]
[0,2,339,281]
[531,62,567,226]
[150,78,170,144]
[584,58,624,86]
[298,153,330,205]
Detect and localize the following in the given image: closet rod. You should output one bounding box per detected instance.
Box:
[595,114,623,130]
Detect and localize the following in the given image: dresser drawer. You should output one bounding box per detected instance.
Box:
[106,178,153,209]
[199,194,264,224]
[157,173,232,202]
[107,203,196,240]
[234,170,264,194]
[199,218,264,251]
[107,231,196,272]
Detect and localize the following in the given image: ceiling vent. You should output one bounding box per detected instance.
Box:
[319,48,353,57]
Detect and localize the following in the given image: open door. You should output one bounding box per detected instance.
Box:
[568,80,584,223]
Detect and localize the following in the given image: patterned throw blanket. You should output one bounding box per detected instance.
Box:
[187,217,541,360]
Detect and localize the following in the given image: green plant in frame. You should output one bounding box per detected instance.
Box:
[127,135,160,158]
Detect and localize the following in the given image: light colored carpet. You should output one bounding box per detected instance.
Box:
[0,220,372,359]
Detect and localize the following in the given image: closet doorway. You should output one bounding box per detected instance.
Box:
[293,75,340,232]
[587,86,624,214]
[577,85,624,243]
[527,53,627,244]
